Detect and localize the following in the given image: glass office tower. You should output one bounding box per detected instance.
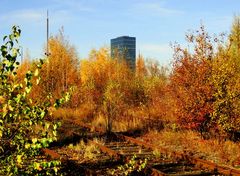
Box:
[111,36,136,70]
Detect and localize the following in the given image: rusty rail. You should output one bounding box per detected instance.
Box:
[89,136,163,175]
[70,120,240,176]
[190,157,240,176]
[151,168,167,176]
[41,148,64,160]
[54,119,240,175]
[90,140,122,160]
[118,134,240,176]
[42,146,96,175]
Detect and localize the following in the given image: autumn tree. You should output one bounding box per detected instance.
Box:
[80,47,132,103]
[136,54,147,77]
[16,49,31,82]
[0,26,66,176]
[35,29,79,102]
[133,55,148,107]
[79,47,137,130]
[229,15,240,52]
[103,80,124,133]
[80,48,111,107]
[170,25,215,133]
[211,16,240,139]
[144,65,169,119]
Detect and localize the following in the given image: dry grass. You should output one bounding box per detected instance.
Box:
[141,129,240,168]
[112,117,144,132]
[52,108,82,120]
[91,110,145,132]
[91,113,106,130]
[51,102,96,122]
[67,138,102,159]
[52,105,165,133]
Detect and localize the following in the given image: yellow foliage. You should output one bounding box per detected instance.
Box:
[35,28,79,100]
[136,54,147,77]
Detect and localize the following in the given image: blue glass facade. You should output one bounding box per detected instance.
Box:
[111,36,136,70]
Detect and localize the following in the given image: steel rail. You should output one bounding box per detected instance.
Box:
[68,120,240,176]
[118,134,240,176]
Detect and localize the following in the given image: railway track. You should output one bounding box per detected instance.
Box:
[42,119,240,175]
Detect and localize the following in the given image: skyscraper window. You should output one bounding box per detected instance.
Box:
[111,36,136,70]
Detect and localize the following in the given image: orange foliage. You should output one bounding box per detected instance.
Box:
[170,26,214,132]
[16,54,31,82]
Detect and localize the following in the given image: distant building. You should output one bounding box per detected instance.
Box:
[111,36,136,70]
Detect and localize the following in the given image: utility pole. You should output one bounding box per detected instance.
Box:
[45,10,50,57]
[45,10,51,92]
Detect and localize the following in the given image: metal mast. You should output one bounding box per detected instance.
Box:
[45,10,51,92]
[45,10,50,56]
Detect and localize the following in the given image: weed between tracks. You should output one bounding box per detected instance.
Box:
[107,155,148,176]
[67,139,101,160]
[56,138,103,164]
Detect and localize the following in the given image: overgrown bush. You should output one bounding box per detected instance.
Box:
[0,26,69,175]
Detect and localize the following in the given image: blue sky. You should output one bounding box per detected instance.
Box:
[0,0,239,66]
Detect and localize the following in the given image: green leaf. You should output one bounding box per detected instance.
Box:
[3,35,7,41]
[0,25,64,175]
[45,122,50,130]
[41,138,48,148]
